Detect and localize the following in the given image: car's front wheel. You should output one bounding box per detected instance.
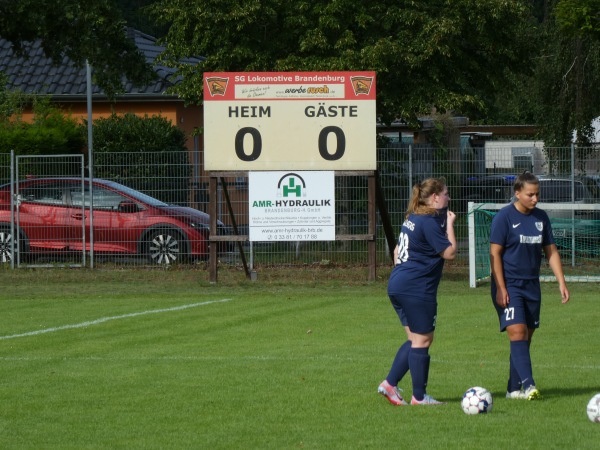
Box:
[146,228,187,265]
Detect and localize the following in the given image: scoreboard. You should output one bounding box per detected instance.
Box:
[203,71,376,171]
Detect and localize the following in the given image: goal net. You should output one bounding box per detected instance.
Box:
[468,202,600,287]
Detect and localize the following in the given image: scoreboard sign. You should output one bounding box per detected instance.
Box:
[203,71,376,171]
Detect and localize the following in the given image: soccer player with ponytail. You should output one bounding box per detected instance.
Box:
[490,171,569,400]
[378,177,456,406]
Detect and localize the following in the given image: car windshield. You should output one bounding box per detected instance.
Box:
[101,180,169,206]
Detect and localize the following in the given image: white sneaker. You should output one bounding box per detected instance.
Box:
[410,394,445,405]
[506,390,527,399]
[525,385,541,400]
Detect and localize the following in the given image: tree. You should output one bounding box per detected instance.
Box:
[555,0,600,39]
[0,0,154,97]
[92,113,191,204]
[0,93,85,157]
[149,0,536,125]
[524,0,600,147]
[486,0,600,150]
[534,30,600,147]
[116,0,170,38]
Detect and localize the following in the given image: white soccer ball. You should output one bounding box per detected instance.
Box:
[461,386,493,415]
[587,393,600,423]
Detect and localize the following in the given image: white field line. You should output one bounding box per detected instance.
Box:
[0,355,597,370]
[0,299,232,341]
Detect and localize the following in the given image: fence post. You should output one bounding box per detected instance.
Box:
[209,176,218,283]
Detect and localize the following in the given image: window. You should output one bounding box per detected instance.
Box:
[70,186,130,211]
[539,180,588,202]
[20,183,65,206]
[513,155,533,172]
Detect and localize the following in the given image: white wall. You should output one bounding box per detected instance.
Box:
[484,140,545,173]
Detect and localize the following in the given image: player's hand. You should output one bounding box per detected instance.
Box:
[560,285,570,304]
[495,288,509,308]
[447,210,456,225]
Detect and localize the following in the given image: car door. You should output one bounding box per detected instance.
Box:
[16,181,73,253]
[68,183,143,254]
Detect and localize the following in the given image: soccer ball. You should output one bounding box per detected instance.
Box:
[587,393,600,423]
[461,386,493,415]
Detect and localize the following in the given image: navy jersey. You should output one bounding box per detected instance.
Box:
[388,210,451,299]
[489,204,555,280]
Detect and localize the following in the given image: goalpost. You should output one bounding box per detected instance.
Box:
[468,202,600,287]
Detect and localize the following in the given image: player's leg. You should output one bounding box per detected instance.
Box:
[404,298,444,405]
[507,353,523,398]
[507,326,534,386]
[492,279,522,397]
[521,281,541,400]
[409,331,434,403]
[493,280,534,399]
[378,298,410,405]
[503,281,541,400]
[385,325,412,385]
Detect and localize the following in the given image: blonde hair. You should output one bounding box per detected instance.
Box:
[405,177,447,219]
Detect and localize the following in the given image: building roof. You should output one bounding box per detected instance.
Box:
[0,29,204,99]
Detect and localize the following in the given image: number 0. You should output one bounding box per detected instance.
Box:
[318,126,346,161]
[235,127,262,161]
[234,125,347,162]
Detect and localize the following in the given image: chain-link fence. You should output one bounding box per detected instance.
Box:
[1,145,599,276]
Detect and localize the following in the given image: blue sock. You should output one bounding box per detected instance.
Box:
[386,340,411,386]
[510,340,535,389]
[409,347,430,401]
[507,354,522,392]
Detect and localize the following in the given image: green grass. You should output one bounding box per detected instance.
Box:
[0,267,598,449]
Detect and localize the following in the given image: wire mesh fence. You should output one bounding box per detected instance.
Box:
[469,203,600,287]
[0,144,599,279]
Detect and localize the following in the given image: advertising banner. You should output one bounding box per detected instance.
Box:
[248,171,335,241]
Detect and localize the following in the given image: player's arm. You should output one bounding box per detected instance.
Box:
[490,243,509,308]
[543,243,570,304]
[393,244,399,265]
[439,210,457,260]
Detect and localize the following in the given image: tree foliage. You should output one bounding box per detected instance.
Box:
[0,0,154,97]
[516,0,600,146]
[116,0,170,37]
[555,0,600,39]
[485,0,600,146]
[92,113,191,204]
[149,0,536,124]
[0,95,85,155]
[534,30,600,146]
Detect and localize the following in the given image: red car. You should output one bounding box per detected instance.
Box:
[0,177,230,265]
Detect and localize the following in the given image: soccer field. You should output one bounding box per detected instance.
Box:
[0,267,598,449]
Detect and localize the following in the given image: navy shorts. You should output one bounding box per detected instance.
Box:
[388,293,437,334]
[491,278,541,332]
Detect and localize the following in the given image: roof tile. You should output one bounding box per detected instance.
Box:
[0,29,204,98]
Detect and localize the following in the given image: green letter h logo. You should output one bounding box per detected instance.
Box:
[283,178,302,197]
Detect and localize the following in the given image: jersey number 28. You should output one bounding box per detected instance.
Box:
[396,232,409,264]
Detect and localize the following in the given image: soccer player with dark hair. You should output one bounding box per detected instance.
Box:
[489,171,570,400]
[378,177,457,406]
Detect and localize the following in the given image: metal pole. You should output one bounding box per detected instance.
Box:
[408,144,413,203]
[9,150,14,269]
[86,61,94,268]
[571,143,575,267]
